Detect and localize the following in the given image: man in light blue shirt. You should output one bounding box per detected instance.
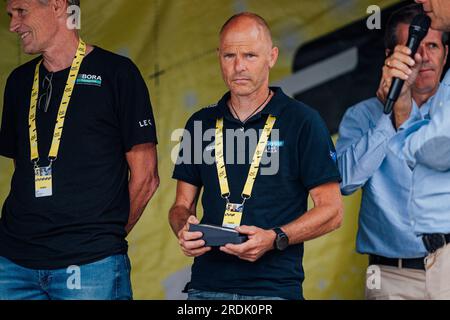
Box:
[375,0,450,299]
[337,4,448,299]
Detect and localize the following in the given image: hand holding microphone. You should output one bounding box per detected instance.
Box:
[379,14,431,115]
[377,47,423,127]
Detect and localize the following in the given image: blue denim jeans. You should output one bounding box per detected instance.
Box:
[187,289,286,300]
[0,254,132,300]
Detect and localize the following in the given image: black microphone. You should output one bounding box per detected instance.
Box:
[384,14,431,114]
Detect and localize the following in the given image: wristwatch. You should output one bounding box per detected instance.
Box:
[273,227,289,251]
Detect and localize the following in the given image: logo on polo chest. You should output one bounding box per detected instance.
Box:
[265,140,284,153]
[76,74,102,87]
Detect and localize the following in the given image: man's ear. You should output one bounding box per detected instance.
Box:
[269,46,279,69]
[52,0,68,19]
[444,45,449,65]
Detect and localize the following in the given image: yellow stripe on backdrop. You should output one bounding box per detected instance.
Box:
[0,0,401,299]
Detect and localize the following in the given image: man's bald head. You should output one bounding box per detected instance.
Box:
[220,12,273,47]
[217,12,278,98]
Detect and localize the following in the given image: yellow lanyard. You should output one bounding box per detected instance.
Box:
[29,39,86,165]
[215,115,277,202]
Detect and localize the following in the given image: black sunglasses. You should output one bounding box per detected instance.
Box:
[38,72,54,113]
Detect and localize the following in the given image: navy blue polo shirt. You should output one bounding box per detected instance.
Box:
[173,87,341,300]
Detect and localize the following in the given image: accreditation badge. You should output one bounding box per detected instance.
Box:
[222,203,244,229]
[35,165,53,198]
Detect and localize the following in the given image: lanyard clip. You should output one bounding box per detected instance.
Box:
[221,193,231,204]
[241,194,251,206]
[32,158,40,170]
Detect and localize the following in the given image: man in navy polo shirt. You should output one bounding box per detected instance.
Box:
[169,12,343,300]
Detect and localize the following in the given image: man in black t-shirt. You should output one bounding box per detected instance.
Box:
[169,12,343,300]
[0,0,159,300]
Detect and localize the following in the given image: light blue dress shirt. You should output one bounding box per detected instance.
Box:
[337,97,430,258]
[389,70,450,236]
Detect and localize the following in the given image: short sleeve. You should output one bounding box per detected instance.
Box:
[117,59,157,152]
[172,116,203,187]
[299,111,341,190]
[0,74,17,159]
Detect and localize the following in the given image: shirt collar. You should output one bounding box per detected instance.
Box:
[412,93,435,120]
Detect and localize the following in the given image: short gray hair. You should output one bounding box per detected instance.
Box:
[38,0,80,7]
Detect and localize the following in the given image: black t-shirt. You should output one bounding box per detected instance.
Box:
[0,47,157,269]
[173,87,341,300]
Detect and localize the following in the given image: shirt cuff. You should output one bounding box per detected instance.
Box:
[172,172,203,188]
[375,113,396,138]
[388,119,430,162]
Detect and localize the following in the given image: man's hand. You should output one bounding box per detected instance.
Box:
[377,45,423,126]
[377,45,422,103]
[177,215,211,257]
[220,226,276,262]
